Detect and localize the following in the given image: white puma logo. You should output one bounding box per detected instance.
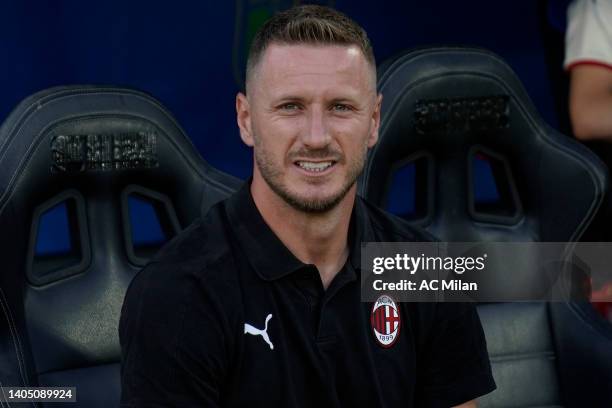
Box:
[244,314,274,350]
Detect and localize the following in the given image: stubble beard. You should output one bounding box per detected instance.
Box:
[253,140,367,214]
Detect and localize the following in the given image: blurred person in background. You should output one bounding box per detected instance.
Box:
[565,0,612,319]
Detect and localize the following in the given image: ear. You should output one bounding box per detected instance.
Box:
[236,92,254,147]
[368,93,383,148]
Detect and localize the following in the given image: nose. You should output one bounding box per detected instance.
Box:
[301,105,331,149]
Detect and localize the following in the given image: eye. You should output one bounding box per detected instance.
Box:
[332,103,352,112]
[280,103,300,111]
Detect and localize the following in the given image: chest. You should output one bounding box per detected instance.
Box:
[227,276,417,407]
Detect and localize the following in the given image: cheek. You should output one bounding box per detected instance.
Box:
[333,120,373,153]
[331,113,372,134]
[252,119,297,159]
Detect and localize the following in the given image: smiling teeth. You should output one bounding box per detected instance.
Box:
[297,161,333,172]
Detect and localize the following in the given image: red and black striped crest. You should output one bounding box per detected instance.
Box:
[370,295,401,348]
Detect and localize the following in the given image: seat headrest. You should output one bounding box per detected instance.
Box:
[0,86,240,220]
[361,47,607,242]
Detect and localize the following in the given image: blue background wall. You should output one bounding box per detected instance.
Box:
[0,0,563,180]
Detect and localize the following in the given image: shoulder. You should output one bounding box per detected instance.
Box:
[121,203,241,328]
[151,203,232,269]
[357,196,437,242]
[146,202,238,283]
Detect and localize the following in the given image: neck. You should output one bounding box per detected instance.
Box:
[251,177,354,289]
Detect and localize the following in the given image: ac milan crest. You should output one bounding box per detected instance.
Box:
[370,295,401,347]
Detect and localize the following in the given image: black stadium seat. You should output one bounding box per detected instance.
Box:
[0,86,241,406]
[360,47,612,407]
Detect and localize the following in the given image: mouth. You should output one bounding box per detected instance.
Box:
[294,160,337,174]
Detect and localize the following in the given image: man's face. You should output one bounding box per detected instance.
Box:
[237,43,381,212]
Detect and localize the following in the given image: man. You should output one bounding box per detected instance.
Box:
[120,5,495,407]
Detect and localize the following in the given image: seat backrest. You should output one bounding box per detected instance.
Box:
[362,47,606,242]
[0,86,241,407]
[360,47,612,407]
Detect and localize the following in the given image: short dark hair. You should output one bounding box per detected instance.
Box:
[245,5,375,90]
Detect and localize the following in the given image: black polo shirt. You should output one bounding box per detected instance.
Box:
[119,182,496,407]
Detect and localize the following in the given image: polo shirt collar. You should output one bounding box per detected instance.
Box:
[224,180,374,281]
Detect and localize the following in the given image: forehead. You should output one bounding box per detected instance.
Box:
[251,43,374,97]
